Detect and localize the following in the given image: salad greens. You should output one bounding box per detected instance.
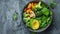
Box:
[50,0,56,9]
[41,7,49,17]
[23,1,52,30]
[13,13,17,21]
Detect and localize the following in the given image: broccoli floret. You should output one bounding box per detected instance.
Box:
[23,12,29,17]
[35,2,42,8]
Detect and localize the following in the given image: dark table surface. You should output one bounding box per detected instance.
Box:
[0,0,60,34]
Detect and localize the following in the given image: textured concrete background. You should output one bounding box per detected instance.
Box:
[0,0,60,34]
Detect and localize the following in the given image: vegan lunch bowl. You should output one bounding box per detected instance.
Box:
[22,1,53,32]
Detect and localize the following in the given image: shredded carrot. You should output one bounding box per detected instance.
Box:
[31,3,34,9]
[27,3,32,9]
[26,9,32,13]
[24,2,36,13]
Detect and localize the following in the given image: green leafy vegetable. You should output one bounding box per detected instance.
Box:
[29,18,34,27]
[36,11,42,17]
[49,11,53,16]
[13,13,17,21]
[26,22,30,27]
[41,7,49,16]
[23,12,29,17]
[40,16,47,28]
[40,16,51,28]
[33,2,42,12]
[50,0,56,9]
[33,7,42,17]
[36,17,41,27]
[47,17,51,23]
[23,12,30,23]
[41,2,49,9]
[23,17,30,23]
[23,1,53,30]
[41,22,47,28]
[33,2,42,17]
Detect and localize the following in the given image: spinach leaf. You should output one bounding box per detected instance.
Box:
[13,13,17,21]
[49,11,53,16]
[47,17,51,23]
[40,16,47,28]
[36,11,42,17]
[50,0,56,9]
[41,7,49,17]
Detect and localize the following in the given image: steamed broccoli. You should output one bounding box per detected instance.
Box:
[35,2,42,8]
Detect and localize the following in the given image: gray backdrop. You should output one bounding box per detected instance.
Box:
[0,0,60,34]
